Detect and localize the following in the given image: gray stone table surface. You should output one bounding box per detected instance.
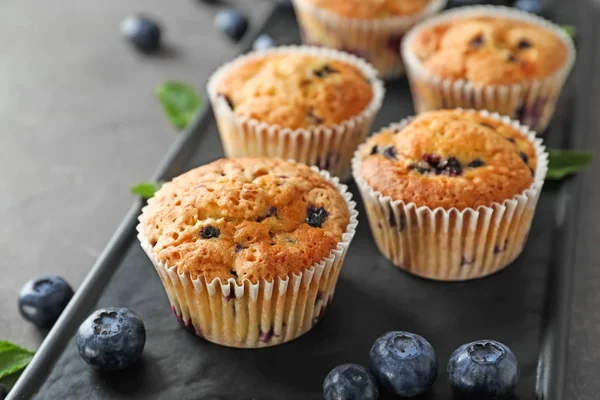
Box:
[1,0,600,399]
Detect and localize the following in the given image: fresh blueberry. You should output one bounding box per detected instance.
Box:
[306,205,329,228]
[214,8,249,42]
[0,385,7,400]
[18,276,74,328]
[514,0,545,15]
[121,15,162,53]
[448,340,519,398]
[323,364,379,400]
[370,331,437,397]
[76,307,146,371]
[252,33,276,51]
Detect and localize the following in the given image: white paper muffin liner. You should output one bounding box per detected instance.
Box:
[206,45,385,182]
[352,110,548,281]
[402,6,576,133]
[137,165,358,348]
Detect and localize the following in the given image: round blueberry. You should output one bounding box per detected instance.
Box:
[18,276,74,328]
[252,34,276,52]
[214,8,249,42]
[76,307,146,371]
[448,340,519,398]
[121,15,162,52]
[323,364,379,400]
[0,385,7,400]
[514,0,545,15]
[370,331,437,397]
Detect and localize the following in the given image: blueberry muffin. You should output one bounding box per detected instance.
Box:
[292,0,447,78]
[352,109,548,281]
[137,157,358,347]
[207,46,384,181]
[402,6,576,132]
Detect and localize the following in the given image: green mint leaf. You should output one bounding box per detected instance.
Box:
[560,24,576,39]
[156,81,202,130]
[547,149,593,180]
[131,181,163,199]
[0,341,35,380]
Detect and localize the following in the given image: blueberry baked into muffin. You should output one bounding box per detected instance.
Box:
[137,157,358,347]
[352,109,548,281]
[402,6,576,132]
[207,46,384,181]
[292,0,446,78]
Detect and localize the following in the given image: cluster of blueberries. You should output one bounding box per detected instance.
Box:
[17,276,146,373]
[120,1,284,55]
[325,331,519,399]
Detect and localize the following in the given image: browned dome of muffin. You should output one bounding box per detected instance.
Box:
[359,109,537,209]
[304,0,431,18]
[142,158,350,283]
[411,16,568,85]
[215,53,374,130]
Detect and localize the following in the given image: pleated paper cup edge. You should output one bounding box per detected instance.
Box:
[136,162,358,347]
[351,109,548,280]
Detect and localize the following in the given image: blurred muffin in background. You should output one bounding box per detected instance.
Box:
[292,0,447,79]
[402,6,576,132]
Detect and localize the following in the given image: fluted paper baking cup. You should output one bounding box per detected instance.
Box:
[137,166,358,348]
[207,46,384,182]
[352,110,548,281]
[292,0,447,78]
[402,6,576,133]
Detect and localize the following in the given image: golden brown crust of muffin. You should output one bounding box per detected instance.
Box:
[359,110,537,209]
[142,158,350,283]
[216,53,374,129]
[411,16,567,85]
[306,0,430,18]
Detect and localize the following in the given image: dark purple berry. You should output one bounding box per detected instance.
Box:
[468,159,485,168]
[324,364,379,400]
[314,64,338,78]
[306,206,329,228]
[517,39,532,50]
[520,152,529,164]
[121,15,162,53]
[382,145,397,160]
[252,33,276,51]
[439,157,463,176]
[370,145,378,155]
[214,8,249,42]
[515,0,545,16]
[422,153,442,167]
[18,276,74,328]
[200,226,220,239]
[256,207,278,222]
[410,165,431,174]
[470,34,485,49]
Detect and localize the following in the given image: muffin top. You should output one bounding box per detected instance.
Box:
[216,52,374,129]
[142,158,350,283]
[359,110,537,209]
[305,0,431,18]
[410,16,568,85]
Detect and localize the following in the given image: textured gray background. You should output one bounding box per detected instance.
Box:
[1,0,599,398]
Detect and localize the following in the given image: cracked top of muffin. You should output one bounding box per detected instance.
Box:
[410,16,568,85]
[141,158,350,283]
[215,52,373,129]
[304,0,430,18]
[358,110,537,209]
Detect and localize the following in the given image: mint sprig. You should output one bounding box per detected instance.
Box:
[547,149,593,180]
[131,181,164,199]
[0,341,35,380]
[156,81,202,130]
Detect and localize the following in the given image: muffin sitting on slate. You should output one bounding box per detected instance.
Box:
[292,0,447,78]
[137,158,358,348]
[207,45,384,181]
[352,109,548,281]
[402,6,576,132]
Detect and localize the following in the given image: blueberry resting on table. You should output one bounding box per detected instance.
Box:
[214,8,249,42]
[448,340,519,398]
[18,275,74,328]
[323,364,379,400]
[121,15,162,53]
[76,307,146,371]
[252,33,276,51]
[514,0,545,16]
[370,331,438,397]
